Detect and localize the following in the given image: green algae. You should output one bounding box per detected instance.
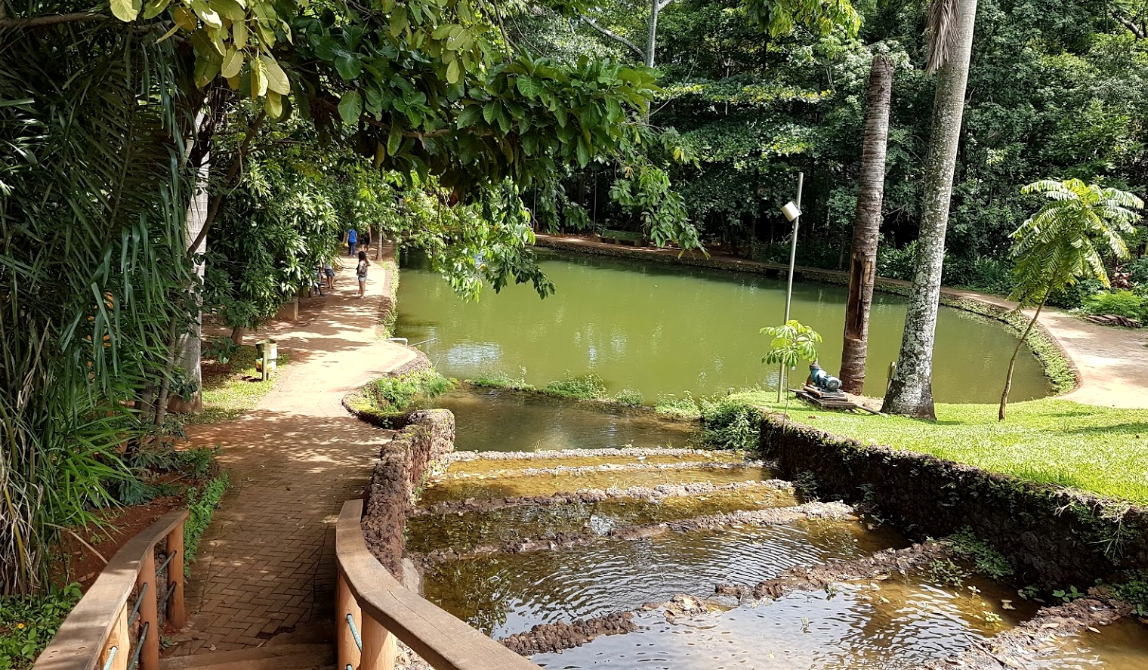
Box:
[446,451,747,478]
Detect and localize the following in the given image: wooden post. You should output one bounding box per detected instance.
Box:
[136,550,160,670]
[360,613,397,670]
[101,604,130,670]
[337,570,362,670]
[166,522,186,629]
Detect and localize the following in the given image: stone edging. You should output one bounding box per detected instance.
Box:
[534,235,1079,395]
[758,413,1148,589]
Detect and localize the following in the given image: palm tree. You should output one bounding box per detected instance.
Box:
[998,180,1142,420]
[840,54,893,394]
[881,0,978,419]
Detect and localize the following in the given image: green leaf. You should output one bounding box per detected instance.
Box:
[446,59,460,85]
[482,101,497,124]
[210,0,246,20]
[457,105,482,129]
[250,55,267,96]
[233,20,248,48]
[261,55,289,94]
[338,90,362,124]
[335,53,362,81]
[575,136,589,168]
[142,0,171,20]
[110,0,142,21]
[387,121,402,155]
[264,90,283,118]
[221,48,243,78]
[516,76,542,99]
[389,7,407,37]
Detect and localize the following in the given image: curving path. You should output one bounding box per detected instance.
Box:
[170,244,415,656]
[535,234,1148,409]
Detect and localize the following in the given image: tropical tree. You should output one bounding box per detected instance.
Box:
[998,179,1143,420]
[882,0,979,419]
[761,320,822,402]
[839,53,893,394]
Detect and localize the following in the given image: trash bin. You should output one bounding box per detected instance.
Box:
[255,339,277,380]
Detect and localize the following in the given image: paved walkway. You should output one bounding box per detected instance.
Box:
[172,246,415,655]
[537,234,1148,409]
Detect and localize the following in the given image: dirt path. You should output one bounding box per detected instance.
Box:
[171,244,416,655]
[537,234,1148,409]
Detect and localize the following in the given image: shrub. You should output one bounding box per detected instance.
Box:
[655,392,700,419]
[0,583,82,669]
[185,473,229,568]
[1048,278,1103,309]
[1128,256,1148,292]
[1084,290,1146,321]
[541,373,608,400]
[943,255,1016,295]
[614,389,644,406]
[876,241,918,281]
[468,370,534,391]
[699,397,762,450]
[367,370,456,411]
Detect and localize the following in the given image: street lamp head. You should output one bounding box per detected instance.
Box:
[781,201,801,222]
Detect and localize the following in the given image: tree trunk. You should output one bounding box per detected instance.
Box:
[230,324,244,345]
[882,0,977,419]
[169,142,210,414]
[999,291,1049,421]
[840,55,893,395]
[646,0,659,68]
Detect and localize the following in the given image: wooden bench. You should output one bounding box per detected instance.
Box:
[599,229,645,246]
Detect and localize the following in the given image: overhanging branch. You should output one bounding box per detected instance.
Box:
[0,11,106,28]
[580,17,645,61]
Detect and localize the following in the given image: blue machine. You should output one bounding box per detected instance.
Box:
[807,362,842,393]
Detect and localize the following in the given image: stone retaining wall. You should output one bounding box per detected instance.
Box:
[759,416,1148,588]
[361,409,455,576]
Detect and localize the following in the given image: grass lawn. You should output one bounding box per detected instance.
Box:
[184,344,290,425]
[732,391,1148,504]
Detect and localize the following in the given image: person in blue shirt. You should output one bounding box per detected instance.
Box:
[346,228,357,256]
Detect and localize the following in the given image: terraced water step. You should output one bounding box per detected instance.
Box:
[408,481,799,554]
[444,447,751,477]
[419,462,772,505]
[529,573,1030,669]
[420,517,903,639]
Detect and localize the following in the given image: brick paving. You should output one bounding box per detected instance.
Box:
[171,246,415,655]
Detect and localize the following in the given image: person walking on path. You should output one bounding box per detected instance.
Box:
[355,250,370,298]
[346,228,357,256]
[361,227,372,252]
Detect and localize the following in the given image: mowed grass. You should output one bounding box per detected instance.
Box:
[733,391,1148,504]
[185,344,290,425]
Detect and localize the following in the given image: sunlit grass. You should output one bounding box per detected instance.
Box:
[733,391,1148,504]
[185,345,290,425]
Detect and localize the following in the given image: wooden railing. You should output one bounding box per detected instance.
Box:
[35,509,189,670]
[335,499,541,670]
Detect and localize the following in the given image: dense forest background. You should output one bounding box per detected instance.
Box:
[532,0,1148,301]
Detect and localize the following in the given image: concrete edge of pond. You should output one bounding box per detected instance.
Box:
[534,234,1080,397]
[759,414,1148,589]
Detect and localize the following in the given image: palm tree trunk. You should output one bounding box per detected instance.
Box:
[882,0,978,419]
[169,140,211,414]
[840,55,893,395]
[999,289,1050,421]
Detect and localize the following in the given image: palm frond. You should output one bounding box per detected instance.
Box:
[925,0,962,74]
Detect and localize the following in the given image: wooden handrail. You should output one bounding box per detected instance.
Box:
[335,499,541,670]
[34,509,189,670]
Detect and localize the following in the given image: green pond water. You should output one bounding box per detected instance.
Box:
[423,388,699,452]
[395,251,1050,404]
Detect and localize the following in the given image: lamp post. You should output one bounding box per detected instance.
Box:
[777,172,803,401]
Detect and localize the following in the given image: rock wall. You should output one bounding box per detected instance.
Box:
[361,409,455,576]
[759,416,1148,588]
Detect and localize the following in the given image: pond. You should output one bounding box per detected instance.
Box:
[395,250,1049,404]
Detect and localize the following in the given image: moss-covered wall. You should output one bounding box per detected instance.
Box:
[360,409,455,576]
[759,416,1148,588]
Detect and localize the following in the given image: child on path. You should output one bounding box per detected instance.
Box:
[323,261,336,290]
[356,251,370,298]
[347,228,358,256]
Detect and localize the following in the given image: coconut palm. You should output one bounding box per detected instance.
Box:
[840,54,893,395]
[998,180,1143,420]
[881,0,979,419]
